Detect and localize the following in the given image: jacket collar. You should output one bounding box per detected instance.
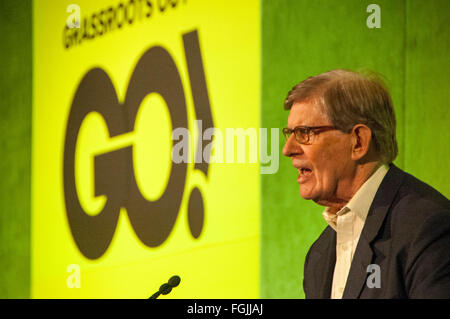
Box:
[342,164,405,298]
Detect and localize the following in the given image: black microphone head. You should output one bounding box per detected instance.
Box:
[168,275,181,288]
[159,283,172,295]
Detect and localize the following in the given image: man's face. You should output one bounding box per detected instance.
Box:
[282,101,356,207]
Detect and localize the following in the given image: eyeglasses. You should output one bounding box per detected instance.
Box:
[282,125,336,145]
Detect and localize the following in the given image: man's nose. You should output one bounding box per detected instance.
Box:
[282,134,303,157]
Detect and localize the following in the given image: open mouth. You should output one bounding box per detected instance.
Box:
[298,167,312,175]
[297,167,313,182]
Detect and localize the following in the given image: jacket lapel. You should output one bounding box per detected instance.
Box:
[308,227,336,298]
[318,233,336,298]
[342,164,405,298]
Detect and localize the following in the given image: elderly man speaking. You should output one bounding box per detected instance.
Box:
[282,69,450,299]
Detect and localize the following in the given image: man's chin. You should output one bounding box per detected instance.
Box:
[299,188,316,201]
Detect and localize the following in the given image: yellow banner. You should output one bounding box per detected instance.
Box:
[32,0,260,298]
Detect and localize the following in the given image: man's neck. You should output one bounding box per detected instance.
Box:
[320,160,383,214]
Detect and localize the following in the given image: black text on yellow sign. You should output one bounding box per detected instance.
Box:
[64,30,214,259]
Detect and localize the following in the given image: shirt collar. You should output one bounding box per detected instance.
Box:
[322,164,389,231]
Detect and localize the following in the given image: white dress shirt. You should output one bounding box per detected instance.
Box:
[322,164,389,299]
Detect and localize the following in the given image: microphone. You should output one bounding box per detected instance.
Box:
[168,275,181,288]
[149,275,181,299]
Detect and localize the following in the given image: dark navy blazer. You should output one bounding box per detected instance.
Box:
[303,164,450,299]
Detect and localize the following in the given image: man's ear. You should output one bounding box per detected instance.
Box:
[350,124,373,161]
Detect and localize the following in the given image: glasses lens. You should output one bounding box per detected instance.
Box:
[294,127,310,144]
[282,128,290,141]
[283,127,314,144]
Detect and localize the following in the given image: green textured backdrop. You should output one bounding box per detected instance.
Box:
[0,0,32,298]
[261,0,449,298]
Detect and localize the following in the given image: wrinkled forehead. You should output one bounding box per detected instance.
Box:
[287,100,331,128]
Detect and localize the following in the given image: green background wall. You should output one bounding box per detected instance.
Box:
[261,0,449,298]
[0,0,32,298]
[0,0,448,298]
